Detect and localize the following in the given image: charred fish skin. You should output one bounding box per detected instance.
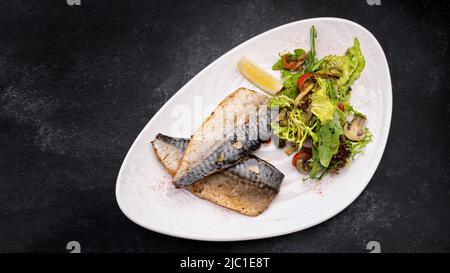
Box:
[154,134,189,150]
[173,137,261,187]
[151,134,190,175]
[152,133,284,192]
[228,156,284,192]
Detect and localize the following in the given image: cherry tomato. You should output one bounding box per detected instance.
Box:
[338,102,344,111]
[297,73,314,91]
[292,148,312,167]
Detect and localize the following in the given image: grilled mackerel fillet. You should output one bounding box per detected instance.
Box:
[152,133,284,216]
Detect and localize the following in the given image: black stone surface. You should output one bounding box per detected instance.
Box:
[0,0,448,253]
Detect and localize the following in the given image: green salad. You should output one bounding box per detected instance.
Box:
[269,26,372,179]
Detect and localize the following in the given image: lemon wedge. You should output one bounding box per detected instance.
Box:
[237,56,283,95]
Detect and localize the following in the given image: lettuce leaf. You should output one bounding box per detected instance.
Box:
[268,94,295,109]
[272,58,283,70]
[318,38,365,99]
[281,73,301,98]
[346,38,365,89]
[309,146,323,179]
[310,77,336,124]
[294,48,306,57]
[316,113,343,168]
[319,54,349,94]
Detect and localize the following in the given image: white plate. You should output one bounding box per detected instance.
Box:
[116,18,392,241]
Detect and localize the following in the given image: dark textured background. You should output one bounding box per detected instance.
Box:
[0,0,448,253]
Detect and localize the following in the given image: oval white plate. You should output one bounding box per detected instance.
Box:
[116,18,392,241]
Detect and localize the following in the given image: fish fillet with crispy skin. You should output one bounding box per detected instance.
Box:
[152,133,284,216]
[173,88,270,187]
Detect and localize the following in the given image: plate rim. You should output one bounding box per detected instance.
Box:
[115,17,393,241]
